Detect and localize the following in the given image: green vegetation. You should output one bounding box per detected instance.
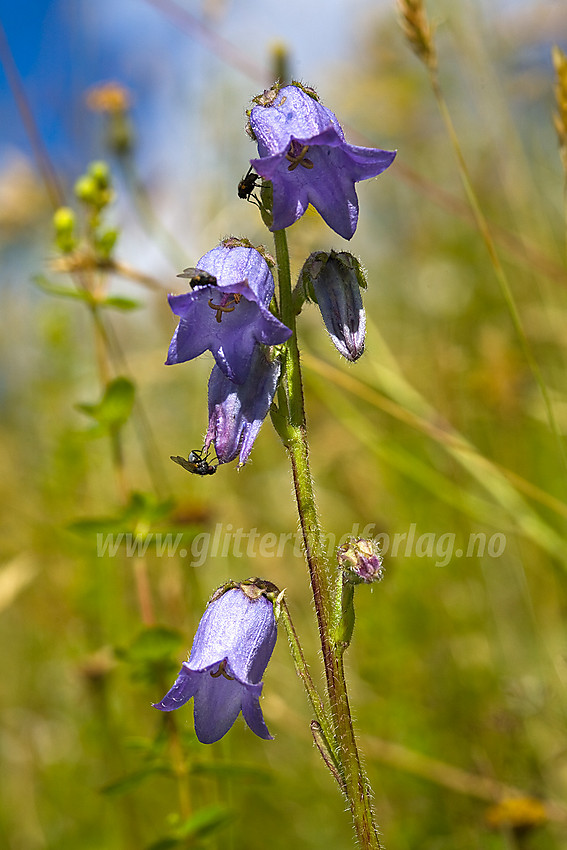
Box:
[1,3,567,848]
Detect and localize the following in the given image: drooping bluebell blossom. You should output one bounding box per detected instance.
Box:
[166,242,291,384]
[153,581,278,744]
[300,250,367,362]
[249,83,396,239]
[205,346,281,467]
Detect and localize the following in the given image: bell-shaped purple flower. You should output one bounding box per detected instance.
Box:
[249,83,396,239]
[166,242,291,384]
[301,250,367,362]
[205,346,281,467]
[153,582,278,744]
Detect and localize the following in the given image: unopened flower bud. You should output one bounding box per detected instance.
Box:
[74,162,114,209]
[300,250,367,362]
[337,537,384,584]
[53,206,76,254]
[74,175,98,204]
[88,160,111,190]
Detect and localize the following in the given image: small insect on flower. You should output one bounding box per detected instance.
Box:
[170,447,218,476]
[177,268,218,288]
[237,166,262,204]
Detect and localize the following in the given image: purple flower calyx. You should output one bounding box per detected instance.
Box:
[220,236,276,269]
[220,235,253,251]
[251,80,319,110]
[210,578,285,622]
[251,85,282,110]
[210,577,281,605]
[239,577,285,623]
[301,249,367,293]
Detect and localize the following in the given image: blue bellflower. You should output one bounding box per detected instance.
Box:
[153,583,278,744]
[205,346,281,467]
[166,243,291,384]
[249,83,396,239]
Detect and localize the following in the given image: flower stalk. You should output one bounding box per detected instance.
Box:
[273,228,305,427]
[273,227,382,850]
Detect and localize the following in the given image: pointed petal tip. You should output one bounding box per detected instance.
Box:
[253,726,274,741]
[152,665,200,712]
[241,690,273,740]
[152,699,176,712]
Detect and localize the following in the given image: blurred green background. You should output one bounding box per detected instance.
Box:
[1,0,567,848]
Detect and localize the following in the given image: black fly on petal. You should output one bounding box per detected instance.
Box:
[170,447,218,476]
[237,166,266,209]
[177,268,218,288]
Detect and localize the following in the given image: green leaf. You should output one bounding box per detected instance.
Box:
[124,491,174,526]
[117,626,184,685]
[67,493,177,545]
[76,376,135,428]
[101,763,171,796]
[146,807,232,850]
[33,275,93,303]
[122,626,185,666]
[34,275,140,312]
[175,805,232,840]
[100,294,141,311]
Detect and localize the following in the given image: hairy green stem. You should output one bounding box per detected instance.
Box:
[273,229,305,428]
[273,228,382,849]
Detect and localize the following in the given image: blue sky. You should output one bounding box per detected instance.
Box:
[0,0,384,171]
[0,0,559,171]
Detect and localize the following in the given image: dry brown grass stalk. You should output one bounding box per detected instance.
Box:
[397,0,437,72]
[552,45,567,174]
